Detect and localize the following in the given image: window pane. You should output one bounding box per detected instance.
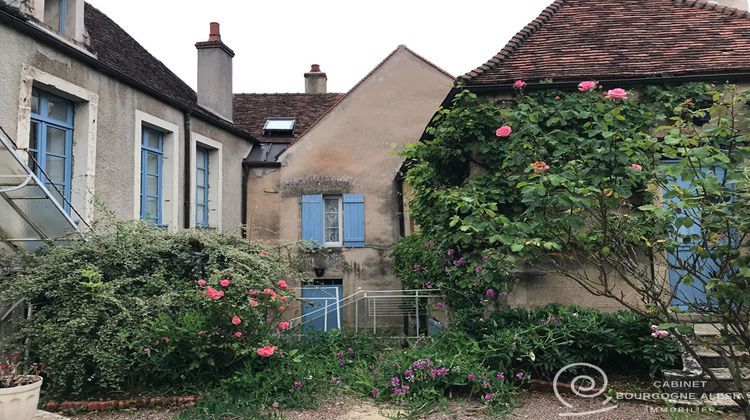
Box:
[31,92,39,114]
[145,152,158,174]
[146,130,162,150]
[46,95,70,123]
[29,122,38,151]
[146,175,159,196]
[145,197,158,219]
[325,212,339,228]
[46,126,67,155]
[196,186,205,202]
[196,168,206,187]
[264,118,296,131]
[196,149,207,169]
[325,228,339,243]
[47,184,64,206]
[196,205,205,225]
[44,155,66,183]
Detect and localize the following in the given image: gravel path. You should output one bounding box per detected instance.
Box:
[66,392,744,419]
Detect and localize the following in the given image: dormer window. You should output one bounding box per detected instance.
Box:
[44,0,67,33]
[263,117,296,136]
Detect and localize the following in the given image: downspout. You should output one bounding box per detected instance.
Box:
[241,163,249,239]
[183,112,192,229]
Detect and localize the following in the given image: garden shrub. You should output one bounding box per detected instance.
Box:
[0,219,297,399]
[180,330,525,418]
[466,304,681,379]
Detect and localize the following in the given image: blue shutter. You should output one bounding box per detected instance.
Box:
[301,194,324,245]
[343,194,365,248]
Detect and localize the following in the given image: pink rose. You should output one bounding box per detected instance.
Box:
[220,279,231,287]
[513,80,526,89]
[530,161,550,173]
[280,296,288,302]
[495,125,512,137]
[277,280,288,289]
[578,81,597,92]
[606,88,628,100]
[249,299,259,307]
[279,306,286,312]
[629,164,643,171]
[259,251,269,256]
[204,287,224,300]
[231,315,242,325]
[197,279,206,287]
[278,321,290,331]
[257,345,278,358]
[248,290,257,297]
[234,332,242,338]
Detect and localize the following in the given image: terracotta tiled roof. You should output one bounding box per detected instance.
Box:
[232,93,343,141]
[464,0,750,86]
[84,3,199,108]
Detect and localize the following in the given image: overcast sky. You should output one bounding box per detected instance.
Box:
[86,0,552,94]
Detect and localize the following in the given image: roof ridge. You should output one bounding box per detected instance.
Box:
[675,0,750,19]
[461,0,568,81]
[233,92,344,96]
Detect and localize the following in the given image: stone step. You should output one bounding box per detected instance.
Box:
[695,348,750,369]
[663,367,750,393]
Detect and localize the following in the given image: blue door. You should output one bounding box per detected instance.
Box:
[301,285,343,332]
[665,163,725,309]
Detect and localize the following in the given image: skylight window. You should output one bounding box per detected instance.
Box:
[264,118,296,135]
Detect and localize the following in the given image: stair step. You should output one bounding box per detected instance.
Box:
[694,323,722,336]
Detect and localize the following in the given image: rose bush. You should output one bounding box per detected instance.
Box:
[0,219,298,398]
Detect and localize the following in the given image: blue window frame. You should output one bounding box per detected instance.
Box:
[59,0,67,34]
[140,127,164,225]
[195,146,210,227]
[29,89,74,213]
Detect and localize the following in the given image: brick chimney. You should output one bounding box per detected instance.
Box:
[304,64,327,94]
[195,22,234,122]
[710,0,748,10]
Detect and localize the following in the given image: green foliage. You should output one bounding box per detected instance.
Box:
[467,305,681,379]
[181,331,524,418]
[398,82,750,318]
[0,220,296,399]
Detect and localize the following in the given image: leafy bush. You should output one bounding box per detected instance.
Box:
[180,331,525,418]
[0,220,297,398]
[465,304,681,379]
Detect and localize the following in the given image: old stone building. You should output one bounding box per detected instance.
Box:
[446,0,750,310]
[238,46,454,330]
[0,0,254,254]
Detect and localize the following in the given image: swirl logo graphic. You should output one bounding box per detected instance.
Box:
[553,362,617,417]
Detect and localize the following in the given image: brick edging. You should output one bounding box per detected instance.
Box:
[45,395,200,413]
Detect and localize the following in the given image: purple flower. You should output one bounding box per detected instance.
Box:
[447,248,455,257]
[479,297,488,305]
[499,291,508,298]
[475,265,483,273]
[435,302,446,310]
[467,373,477,382]
[413,263,423,271]
[404,369,414,378]
[293,380,302,389]
[402,385,410,394]
[483,393,494,400]
[486,288,495,297]
[336,351,344,358]
[516,371,525,379]
[391,376,400,387]
[393,387,402,395]
[453,257,466,266]
[430,367,449,377]
[371,388,380,398]
[444,267,451,273]
[496,372,505,380]
[347,347,354,356]
[482,255,490,261]
[413,358,432,369]
[425,282,433,289]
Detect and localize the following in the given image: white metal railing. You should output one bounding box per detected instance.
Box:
[288,288,445,337]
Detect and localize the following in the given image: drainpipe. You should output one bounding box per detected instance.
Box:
[183,112,192,229]
[241,162,248,239]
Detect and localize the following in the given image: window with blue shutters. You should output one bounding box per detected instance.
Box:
[29,89,74,213]
[140,127,164,226]
[195,146,210,227]
[301,194,365,248]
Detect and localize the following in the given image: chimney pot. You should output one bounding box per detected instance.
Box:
[208,22,221,42]
[310,64,321,72]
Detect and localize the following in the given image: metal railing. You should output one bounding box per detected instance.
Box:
[288,288,446,337]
